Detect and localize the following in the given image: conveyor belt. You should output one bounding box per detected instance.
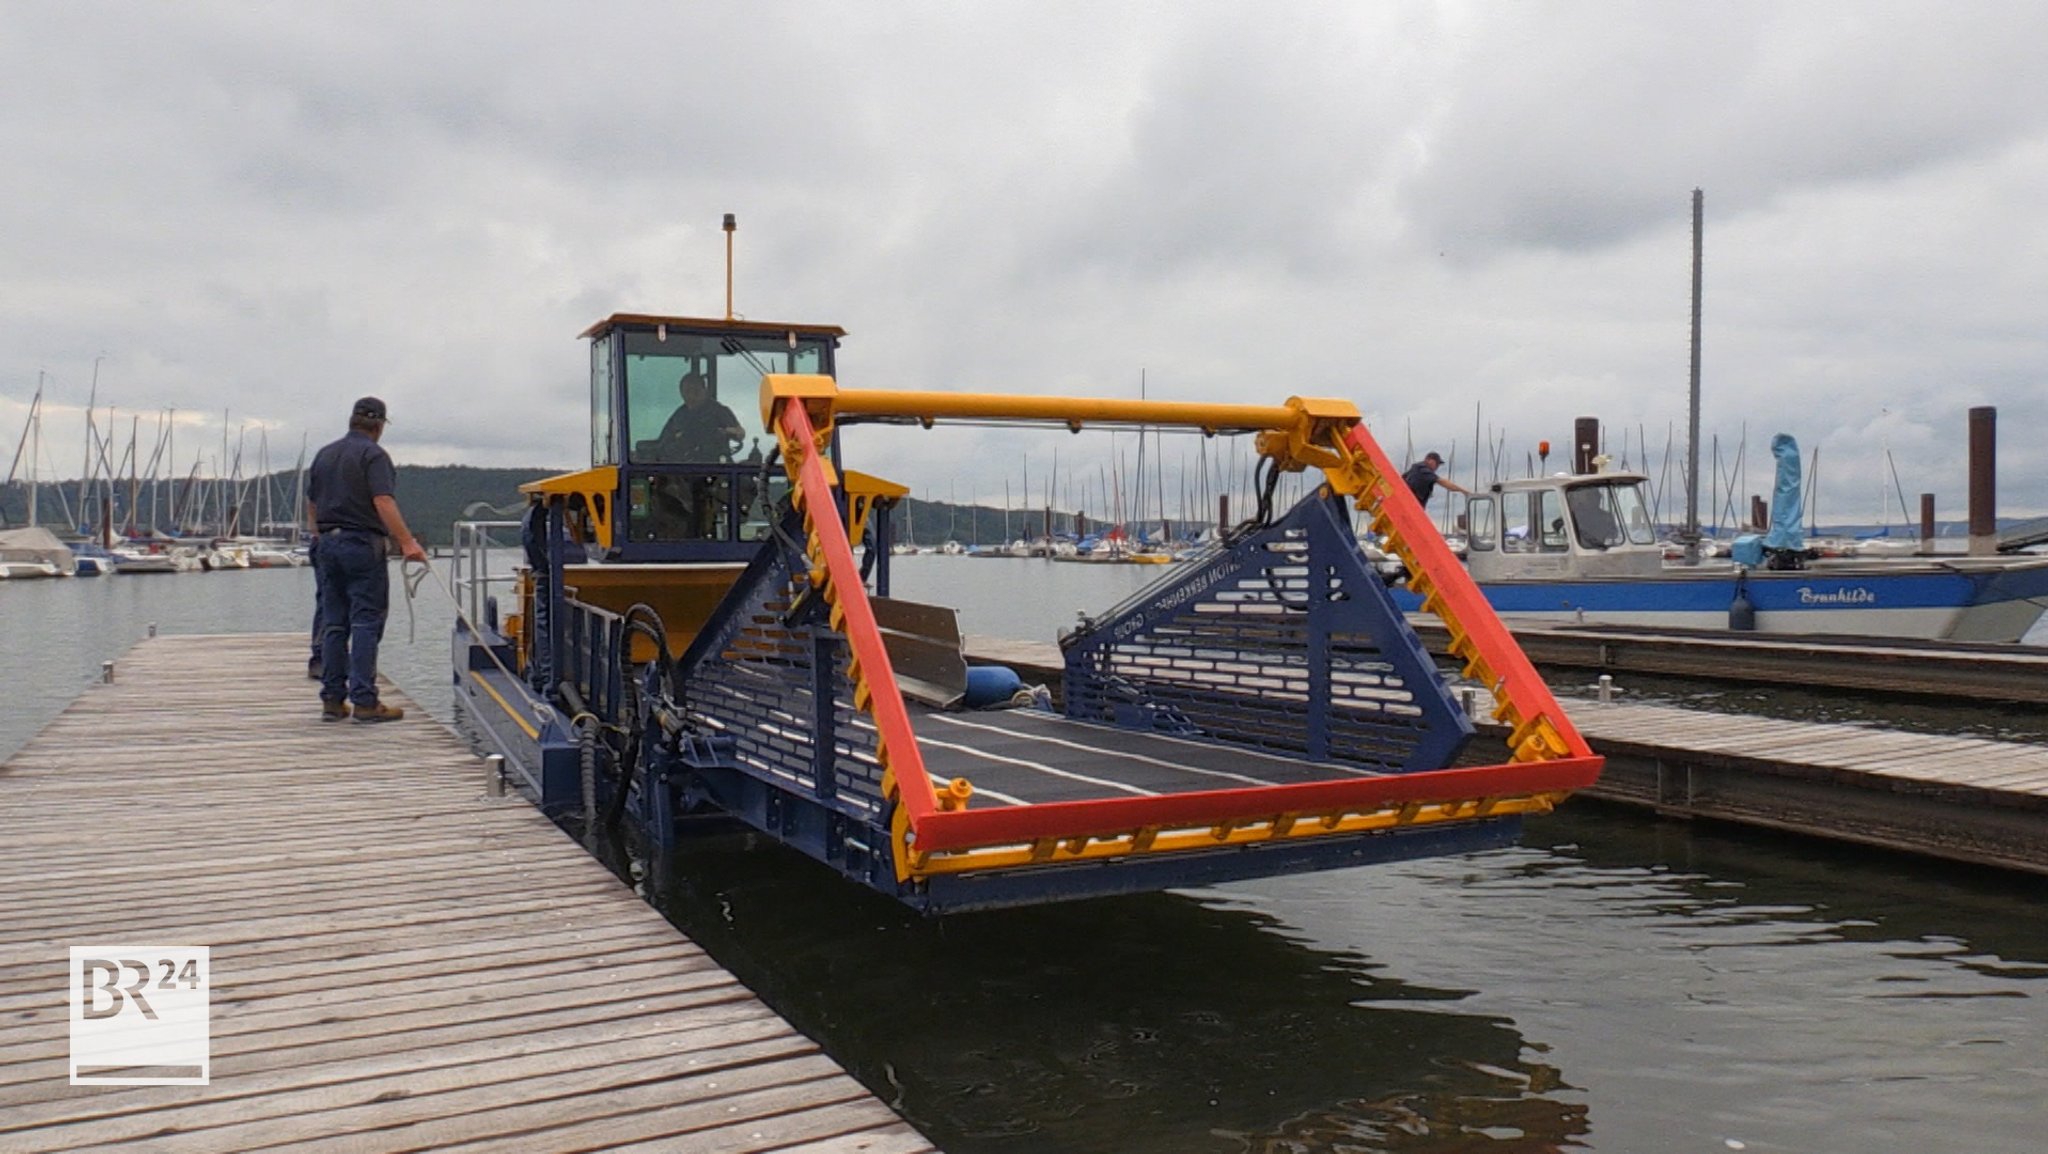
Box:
[910,706,1375,807]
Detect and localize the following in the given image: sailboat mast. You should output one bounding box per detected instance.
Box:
[219,411,229,535]
[126,415,141,534]
[26,389,40,527]
[76,357,101,531]
[1682,188,1705,562]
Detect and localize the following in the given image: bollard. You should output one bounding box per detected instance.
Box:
[147,622,158,638]
[101,661,115,684]
[1596,674,1614,704]
[485,754,507,798]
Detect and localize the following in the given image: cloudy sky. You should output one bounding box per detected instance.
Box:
[5,2,2047,527]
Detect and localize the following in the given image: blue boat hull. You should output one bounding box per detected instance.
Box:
[1393,559,2048,642]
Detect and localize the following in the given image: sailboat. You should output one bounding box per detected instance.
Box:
[2,379,79,578]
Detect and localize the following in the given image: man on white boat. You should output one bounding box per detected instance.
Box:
[1402,452,1469,507]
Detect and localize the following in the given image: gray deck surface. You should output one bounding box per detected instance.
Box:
[0,633,935,1154]
[911,706,1373,806]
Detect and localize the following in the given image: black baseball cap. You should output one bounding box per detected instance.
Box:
[1423,451,1442,464]
[352,396,390,423]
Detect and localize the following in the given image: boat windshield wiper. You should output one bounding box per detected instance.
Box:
[720,337,774,379]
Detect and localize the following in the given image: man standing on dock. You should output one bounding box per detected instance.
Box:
[1403,451,1469,508]
[307,397,428,723]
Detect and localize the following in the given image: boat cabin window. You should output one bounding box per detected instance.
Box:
[623,330,829,465]
[591,335,616,466]
[1538,489,1568,551]
[1501,492,1532,552]
[1497,490,1568,553]
[1565,480,1656,548]
[1467,496,1497,551]
[627,471,790,542]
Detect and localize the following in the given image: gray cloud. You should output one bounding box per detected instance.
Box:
[1398,3,2048,253]
[3,2,2046,524]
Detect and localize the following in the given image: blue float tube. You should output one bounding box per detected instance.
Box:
[962,665,1023,708]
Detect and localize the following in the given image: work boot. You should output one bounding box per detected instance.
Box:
[353,702,404,724]
[321,700,349,722]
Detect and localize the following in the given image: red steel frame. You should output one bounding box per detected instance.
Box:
[776,398,1602,862]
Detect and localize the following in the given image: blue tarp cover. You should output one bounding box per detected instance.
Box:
[1762,433,1805,552]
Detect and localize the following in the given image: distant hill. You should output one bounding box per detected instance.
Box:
[386,465,562,543]
[0,465,563,546]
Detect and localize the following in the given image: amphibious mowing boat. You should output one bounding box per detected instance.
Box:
[451,311,1603,913]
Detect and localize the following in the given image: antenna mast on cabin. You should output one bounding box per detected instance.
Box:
[723,213,738,321]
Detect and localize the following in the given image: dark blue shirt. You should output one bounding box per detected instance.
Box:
[307,430,397,534]
[649,398,745,463]
[1403,461,1442,504]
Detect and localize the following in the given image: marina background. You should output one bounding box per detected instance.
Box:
[5,561,2046,1152]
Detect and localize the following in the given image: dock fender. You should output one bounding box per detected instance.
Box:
[1729,571,1756,631]
[963,665,1022,708]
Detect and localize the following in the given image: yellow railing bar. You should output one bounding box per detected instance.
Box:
[761,373,1358,437]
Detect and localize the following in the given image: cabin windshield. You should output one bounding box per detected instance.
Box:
[1566,480,1656,548]
[624,331,830,465]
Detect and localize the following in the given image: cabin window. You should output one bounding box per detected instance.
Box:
[623,330,828,465]
[1610,481,1657,545]
[1538,489,1568,551]
[625,470,789,544]
[1566,485,1622,548]
[1564,481,1657,548]
[1467,496,1497,550]
[590,335,616,466]
[1500,492,1533,552]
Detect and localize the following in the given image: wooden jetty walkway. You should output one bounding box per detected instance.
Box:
[965,636,2048,876]
[1563,699,2048,874]
[0,634,935,1154]
[1409,618,2048,705]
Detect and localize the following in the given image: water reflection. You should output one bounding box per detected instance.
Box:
[647,834,1589,1154]
[1529,804,2048,969]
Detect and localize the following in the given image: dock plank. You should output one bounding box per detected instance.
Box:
[0,633,931,1153]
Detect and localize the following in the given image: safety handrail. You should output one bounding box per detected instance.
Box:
[559,598,626,722]
[449,519,523,634]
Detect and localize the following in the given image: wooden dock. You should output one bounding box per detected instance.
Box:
[1563,699,2048,874]
[1410,618,2048,705]
[0,634,936,1154]
[964,635,2048,875]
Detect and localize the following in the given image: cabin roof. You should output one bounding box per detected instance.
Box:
[578,313,848,341]
[1491,471,1649,492]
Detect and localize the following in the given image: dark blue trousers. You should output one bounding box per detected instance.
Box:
[308,537,324,664]
[316,531,390,708]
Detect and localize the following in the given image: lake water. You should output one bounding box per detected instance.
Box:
[3,560,2046,1153]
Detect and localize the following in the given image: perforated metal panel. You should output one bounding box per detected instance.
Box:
[1062,495,1473,774]
[676,530,888,819]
